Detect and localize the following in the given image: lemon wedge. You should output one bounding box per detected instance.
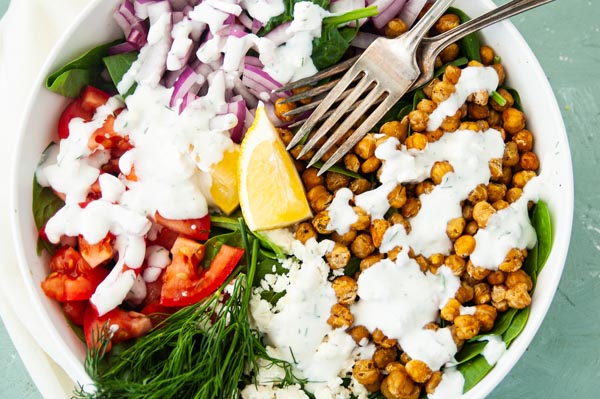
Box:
[238,104,312,231]
[209,146,240,215]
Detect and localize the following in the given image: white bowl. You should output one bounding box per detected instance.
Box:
[10,0,574,397]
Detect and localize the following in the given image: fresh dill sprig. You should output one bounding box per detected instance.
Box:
[75,220,302,399]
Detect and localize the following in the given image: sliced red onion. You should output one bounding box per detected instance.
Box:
[114,1,139,36]
[350,31,378,49]
[263,101,285,127]
[107,41,140,55]
[163,67,185,87]
[227,99,247,143]
[219,25,247,37]
[128,24,149,48]
[179,92,198,113]
[170,66,199,107]
[243,64,282,92]
[223,13,236,25]
[172,10,185,24]
[238,11,253,30]
[244,56,262,67]
[169,0,190,11]
[398,0,428,27]
[205,0,243,16]
[232,76,258,109]
[134,0,161,19]
[263,21,293,46]
[372,0,408,30]
[251,18,263,34]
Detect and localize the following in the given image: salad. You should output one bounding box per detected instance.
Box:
[32,0,553,398]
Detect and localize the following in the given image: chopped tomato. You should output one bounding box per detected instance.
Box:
[88,114,131,151]
[160,240,244,307]
[154,211,210,241]
[40,246,109,302]
[78,234,114,268]
[139,279,177,321]
[62,301,88,326]
[83,306,153,351]
[57,86,111,139]
[151,226,179,250]
[80,86,110,112]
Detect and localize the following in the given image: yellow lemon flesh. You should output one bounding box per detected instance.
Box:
[238,104,312,231]
[209,146,240,215]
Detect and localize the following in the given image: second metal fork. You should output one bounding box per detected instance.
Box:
[282,0,554,174]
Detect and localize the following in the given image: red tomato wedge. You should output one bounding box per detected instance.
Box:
[57,86,111,139]
[160,240,244,307]
[41,246,109,302]
[78,234,114,268]
[154,211,211,241]
[62,300,88,326]
[83,306,153,351]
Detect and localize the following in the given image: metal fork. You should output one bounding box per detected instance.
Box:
[282,0,554,174]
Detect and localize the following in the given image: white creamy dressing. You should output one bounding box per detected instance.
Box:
[479,334,506,366]
[352,251,460,371]
[427,66,499,131]
[326,187,358,234]
[249,239,374,397]
[427,367,465,399]
[240,0,285,24]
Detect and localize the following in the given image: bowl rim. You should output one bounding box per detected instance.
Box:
[9,0,574,397]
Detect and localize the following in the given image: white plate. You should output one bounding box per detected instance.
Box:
[10,0,573,396]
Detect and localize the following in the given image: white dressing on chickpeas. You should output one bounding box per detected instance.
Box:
[427,66,500,132]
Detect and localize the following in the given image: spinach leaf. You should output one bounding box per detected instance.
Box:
[433,57,469,79]
[32,176,64,255]
[344,257,361,277]
[454,341,488,364]
[532,200,552,272]
[446,8,482,63]
[253,257,287,286]
[312,25,356,70]
[487,307,518,336]
[411,89,426,110]
[502,306,530,346]
[46,40,122,97]
[210,214,242,231]
[260,290,286,305]
[252,231,286,259]
[202,231,247,268]
[262,0,330,34]
[458,355,494,392]
[372,100,411,132]
[504,87,523,111]
[312,161,362,179]
[103,51,138,97]
[522,236,539,285]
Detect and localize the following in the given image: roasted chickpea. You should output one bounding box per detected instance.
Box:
[445,255,466,276]
[344,153,361,173]
[327,303,354,328]
[512,129,534,152]
[425,371,443,395]
[380,369,420,399]
[441,298,461,322]
[326,172,351,192]
[491,285,508,304]
[349,325,371,345]
[432,81,456,104]
[474,304,497,331]
[301,168,324,190]
[277,127,295,146]
[502,108,526,134]
[469,89,490,106]
[520,151,540,171]
[474,282,492,305]
[512,170,537,189]
[353,359,380,389]
[401,197,421,218]
[473,201,496,228]
[468,184,488,204]
[274,98,295,122]
[415,180,434,196]
[487,109,503,127]
[351,233,376,259]
[407,111,429,133]
[429,253,445,268]
[307,185,333,212]
[326,242,351,269]
[468,103,490,120]
[332,229,358,246]
[374,347,398,369]
[502,141,520,167]
[487,270,506,286]
[370,219,391,248]
[426,128,444,143]
[463,204,474,221]
[385,18,408,38]
[440,43,461,63]
[372,328,398,348]
[362,156,382,174]
[430,161,454,185]
[487,183,507,203]
[380,120,408,142]
[351,207,371,231]
[435,14,460,33]
[354,134,377,159]
[443,65,462,85]
[505,283,532,309]
[454,315,481,340]
[295,222,318,244]
[505,269,533,291]
[489,158,504,181]
[446,217,466,240]
[455,282,474,304]
[493,200,509,211]
[479,45,495,65]
[289,144,314,161]
[350,178,372,195]
[454,235,476,257]
[312,210,333,234]
[332,276,358,305]
[467,260,492,281]
[360,252,385,271]
[388,184,408,209]
[464,220,479,236]
[491,63,506,85]
[440,111,461,132]
[399,352,412,365]
[405,360,432,384]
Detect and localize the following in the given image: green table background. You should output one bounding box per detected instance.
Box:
[1,0,599,398]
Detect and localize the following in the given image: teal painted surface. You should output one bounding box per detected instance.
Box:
[1,0,599,398]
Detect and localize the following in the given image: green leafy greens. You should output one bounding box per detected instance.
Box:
[32,166,64,255]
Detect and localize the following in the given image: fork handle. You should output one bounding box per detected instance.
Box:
[419,0,555,71]
[400,0,456,52]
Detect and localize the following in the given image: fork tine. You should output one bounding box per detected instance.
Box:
[296,73,373,158]
[306,85,385,169]
[316,95,398,175]
[286,64,366,150]
[276,55,359,92]
[283,87,353,118]
[280,78,341,104]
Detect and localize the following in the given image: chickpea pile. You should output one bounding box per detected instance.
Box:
[273,12,539,399]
